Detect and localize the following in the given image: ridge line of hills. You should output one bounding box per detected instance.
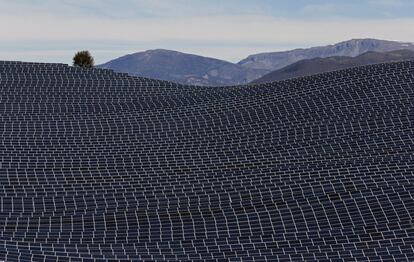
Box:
[252,49,414,84]
[98,38,414,86]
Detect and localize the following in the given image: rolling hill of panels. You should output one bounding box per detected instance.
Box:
[0,60,413,261]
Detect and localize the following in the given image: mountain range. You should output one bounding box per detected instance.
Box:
[253,49,414,84]
[98,39,414,86]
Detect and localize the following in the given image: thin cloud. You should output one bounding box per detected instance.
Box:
[1,14,414,43]
[371,0,404,6]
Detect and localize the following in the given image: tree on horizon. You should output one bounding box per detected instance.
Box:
[73,51,94,69]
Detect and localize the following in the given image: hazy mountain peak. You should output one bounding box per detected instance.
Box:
[238,38,414,71]
[142,49,185,55]
[98,49,266,86]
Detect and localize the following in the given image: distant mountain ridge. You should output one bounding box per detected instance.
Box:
[98,49,266,86]
[99,39,414,86]
[239,39,414,71]
[252,49,414,84]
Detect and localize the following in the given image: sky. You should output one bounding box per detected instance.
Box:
[1,0,414,64]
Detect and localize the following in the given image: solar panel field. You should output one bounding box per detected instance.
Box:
[0,61,413,261]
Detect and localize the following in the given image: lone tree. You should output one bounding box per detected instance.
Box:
[73,50,94,69]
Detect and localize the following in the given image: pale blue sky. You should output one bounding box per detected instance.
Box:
[1,0,414,64]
